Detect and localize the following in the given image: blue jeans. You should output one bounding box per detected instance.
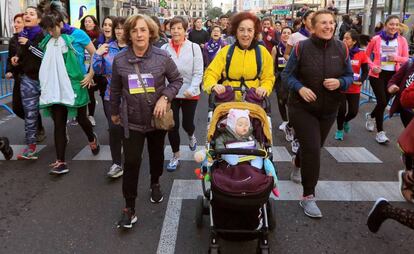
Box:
[20,75,40,145]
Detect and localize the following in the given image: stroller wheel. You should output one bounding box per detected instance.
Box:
[256,239,270,254]
[267,200,276,231]
[196,195,204,228]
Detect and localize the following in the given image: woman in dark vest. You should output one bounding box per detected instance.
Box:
[281,10,353,218]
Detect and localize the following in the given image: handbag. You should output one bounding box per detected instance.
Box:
[133,63,175,130]
[398,119,414,156]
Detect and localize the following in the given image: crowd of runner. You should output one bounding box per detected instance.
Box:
[0,0,413,231]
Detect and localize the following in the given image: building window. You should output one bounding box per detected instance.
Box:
[181,11,184,15]
[193,11,196,17]
[199,11,202,17]
[174,11,177,15]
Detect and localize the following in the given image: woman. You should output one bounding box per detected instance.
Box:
[37,1,100,174]
[203,12,275,101]
[338,14,352,41]
[335,29,369,141]
[281,10,353,218]
[80,15,100,45]
[284,10,314,60]
[365,15,409,144]
[271,26,293,133]
[188,17,210,49]
[202,25,226,68]
[150,16,168,48]
[161,16,203,172]
[110,14,182,229]
[93,17,127,178]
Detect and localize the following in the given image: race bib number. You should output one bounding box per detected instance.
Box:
[128,73,155,94]
[353,73,360,82]
[278,57,287,68]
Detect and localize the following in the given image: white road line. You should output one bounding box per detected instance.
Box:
[157,179,403,254]
[0,145,46,160]
[325,147,382,163]
[72,145,113,160]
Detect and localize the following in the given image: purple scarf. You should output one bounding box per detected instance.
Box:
[379,30,398,45]
[299,27,310,38]
[96,34,114,46]
[277,41,286,55]
[206,38,222,59]
[61,23,75,35]
[19,26,42,41]
[349,45,360,59]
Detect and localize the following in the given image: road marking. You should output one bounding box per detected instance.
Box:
[325,147,382,163]
[0,145,46,160]
[0,114,15,126]
[157,179,403,254]
[72,145,113,160]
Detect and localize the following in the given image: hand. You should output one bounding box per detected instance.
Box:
[323,78,340,91]
[81,73,94,88]
[18,37,28,45]
[11,56,19,66]
[111,115,121,125]
[255,87,268,97]
[354,81,362,86]
[387,54,396,62]
[200,44,205,49]
[264,28,268,33]
[183,90,192,98]
[298,87,317,102]
[388,84,400,94]
[212,84,226,95]
[153,96,168,118]
[5,72,13,79]
[96,43,109,56]
[266,35,272,41]
[373,66,382,74]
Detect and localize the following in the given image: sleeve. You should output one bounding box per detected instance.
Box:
[110,59,122,116]
[365,38,377,69]
[360,63,369,83]
[281,46,304,92]
[92,53,104,75]
[17,35,45,59]
[394,37,409,63]
[203,46,227,94]
[163,56,183,101]
[287,33,294,47]
[76,29,92,47]
[400,81,414,108]
[259,47,275,95]
[188,44,204,96]
[387,60,408,88]
[202,44,208,68]
[338,57,354,91]
[6,39,17,73]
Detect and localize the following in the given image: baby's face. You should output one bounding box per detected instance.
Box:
[235,117,250,136]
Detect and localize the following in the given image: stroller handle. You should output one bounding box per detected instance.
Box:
[208,88,271,113]
[211,148,267,157]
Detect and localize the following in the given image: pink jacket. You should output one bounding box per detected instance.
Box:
[366,35,409,78]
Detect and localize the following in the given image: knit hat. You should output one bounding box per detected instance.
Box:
[226,109,250,133]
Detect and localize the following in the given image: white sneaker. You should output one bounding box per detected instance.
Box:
[291,139,300,154]
[278,121,288,131]
[365,113,375,132]
[376,131,389,144]
[189,135,197,151]
[107,164,123,178]
[284,125,294,142]
[88,115,96,127]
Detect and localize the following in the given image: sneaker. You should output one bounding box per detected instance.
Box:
[367,198,389,233]
[67,117,78,126]
[375,131,389,144]
[49,161,69,175]
[0,137,13,160]
[189,135,197,151]
[398,170,414,203]
[365,113,375,132]
[107,164,123,178]
[89,132,100,155]
[335,130,344,141]
[278,121,288,131]
[17,144,38,160]
[36,127,46,143]
[166,156,180,172]
[88,115,96,127]
[291,139,300,154]
[343,122,351,133]
[117,208,138,229]
[284,124,294,142]
[150,183,164,203]
[290,167,301,184]
[299,195,323,218]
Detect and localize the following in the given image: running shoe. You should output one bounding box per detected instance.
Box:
[0,137,13,160]
[343,122,351,133]
[189,135,197,151]
[278,121,288,131]
[291,139,300,154]
[375,131,389,144]
[107,164,123,178]
[367,198,389,233]
[49,161,69,175]
[300,195,322,218]
[284,124,294,142]
[88,115,96,127]
[150,183,164,203]
[89,132,100,155]
[365,113,375,132]
[17,144,38,160]
[117,208,137,229]
[166,156,180,172]
[335,130,344,141]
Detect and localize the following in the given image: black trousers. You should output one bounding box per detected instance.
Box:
[337,93,360,130]
[87,76,107,116]
[51,105,94,161]
[168,99,198,153]
[369,71,395,132]
[123,129,167,209]
[289,105,336,196]
[275,77,288,122]
[103,100,123,165]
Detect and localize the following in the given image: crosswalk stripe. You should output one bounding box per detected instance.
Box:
[325,147,382,163]
[0,145,46,160]
[72,145,112,161]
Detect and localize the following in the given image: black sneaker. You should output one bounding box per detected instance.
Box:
[49,161,69,175]
[89,132,100,155]
[117,208,137,229]
[150,183,164,203]
[367,198,389,233]
[0,137,13,160]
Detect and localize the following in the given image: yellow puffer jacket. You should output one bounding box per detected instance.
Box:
[203,44,275,100]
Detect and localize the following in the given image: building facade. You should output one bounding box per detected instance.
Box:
[164,0,207,18]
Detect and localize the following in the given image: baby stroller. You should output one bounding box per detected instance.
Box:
[195,90,277,254]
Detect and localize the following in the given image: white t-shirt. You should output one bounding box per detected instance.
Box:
[287,32,309,47]
[380,39,398,71]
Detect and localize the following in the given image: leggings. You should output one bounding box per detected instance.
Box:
[289,105,336,196]
[369,71,395,132]
[20,75,40,145]
[87,76,106,116]
[123,129,167,209]
[336,93,360,130]
[168,99,198,153]
[51,105,95,161]
[103,100,123,166]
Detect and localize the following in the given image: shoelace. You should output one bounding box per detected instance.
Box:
[49,160,65,168]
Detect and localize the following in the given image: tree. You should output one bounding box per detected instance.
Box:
[207,7,223,19]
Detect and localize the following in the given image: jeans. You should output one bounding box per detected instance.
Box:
[20,75,40,145]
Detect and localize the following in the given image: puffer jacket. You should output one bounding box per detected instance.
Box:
[215,125,259,150]
[110,46,183,136]
[401,81,414,109]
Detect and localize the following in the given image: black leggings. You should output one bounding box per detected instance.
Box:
[87,76,107,116]
[289,105,336,196]
[103,100,123,165]
[123,129,167,209]
[168,99,198,153]
[337,93,360,130]
[51,105,95,161]
[369,71,395,132]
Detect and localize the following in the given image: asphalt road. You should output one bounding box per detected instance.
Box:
[0,92,413,254]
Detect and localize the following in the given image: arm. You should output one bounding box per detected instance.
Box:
[188,44,204,96]
[365,39,376,69]
[259,48,275,95]
[393,37,409,63]
[400,81,414,108]
[387,60,409,88]
[284,43,293,61]
[163,56,183,101]
[110,59,122,116]
[360,63,369,83]
[337,58,354,91]
[6,38,17,73]
[85,42,96,76]
[203,47,227,94]
[281,47,303,92]
[92,53,104,75]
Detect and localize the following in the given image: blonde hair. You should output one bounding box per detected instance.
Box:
[123,14,159,45]
[399,23,409,35]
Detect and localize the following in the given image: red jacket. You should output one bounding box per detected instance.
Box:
[401,80,414,109]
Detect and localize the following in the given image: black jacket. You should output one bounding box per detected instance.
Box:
[16,31,45,80]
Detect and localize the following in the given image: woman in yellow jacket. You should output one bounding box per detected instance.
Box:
[203,12,275,99]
